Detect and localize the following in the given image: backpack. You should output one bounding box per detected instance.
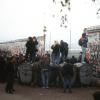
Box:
[78,38,83,46]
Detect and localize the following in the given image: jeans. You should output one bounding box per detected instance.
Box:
[61,52,67,61]
[41,69,49,88]
[63,78,72,92]
[5,79,14,93]
[51,52,60,65]
[81,46,86,63]
[32,52,36,62]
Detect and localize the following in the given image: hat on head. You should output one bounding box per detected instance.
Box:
[82,33,86,35]
[82,33,87,37]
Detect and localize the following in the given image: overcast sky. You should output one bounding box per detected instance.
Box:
[0,0,100,50]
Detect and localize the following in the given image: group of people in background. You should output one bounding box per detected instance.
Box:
[0,33,89,94]
[0,50,25,94]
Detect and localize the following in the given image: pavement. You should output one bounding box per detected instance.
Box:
[0,83,99,100]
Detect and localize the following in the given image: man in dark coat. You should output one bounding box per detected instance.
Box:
[62,59,74,93]
[5,56,16,94]
[25,36,38,63]
[32,36,38,62]
[60,40,68,61]
[25,37,34,61]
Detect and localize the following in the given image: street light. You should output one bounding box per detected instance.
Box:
[43,26,47,51]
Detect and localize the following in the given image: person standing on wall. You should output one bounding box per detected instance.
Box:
[51,41,60,65]
[25,37,34,62]
[60,40,68,61]
[25,36,38,63]
[32,36,38,62]
[78,33,88,64]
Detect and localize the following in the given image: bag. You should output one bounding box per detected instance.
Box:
[78,38,83,46]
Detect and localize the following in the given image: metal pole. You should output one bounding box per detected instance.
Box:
[49,32,51,52]
[69,24,71,50]
[44,34,46,52]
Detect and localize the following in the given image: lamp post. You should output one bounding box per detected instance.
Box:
[69,27,71,50]
[49,32,51,53]
[43,26,47,52]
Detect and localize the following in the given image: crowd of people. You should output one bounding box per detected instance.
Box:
[0,50,25,93]
[0,34,94,95]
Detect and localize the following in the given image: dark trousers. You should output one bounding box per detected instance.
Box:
[25,51,32,62]
[5,79,14,92]
[41,70,49,87]
[63,78,72,92]
[32,52,36,62]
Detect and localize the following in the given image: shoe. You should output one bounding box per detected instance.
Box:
[12,89,15,92]
[8,91,13,94]
[5,90,9,93]
[42,87,45,89]
[68,90,72,93]
[63,90,66,93]
[82,62,85,64]
[46,86,49,89]
[6,90,13,94]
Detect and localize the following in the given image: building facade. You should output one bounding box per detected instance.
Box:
[84,25,100,45]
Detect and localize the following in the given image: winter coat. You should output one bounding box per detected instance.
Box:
[62,63,74,79]
[51,44,60,54]
[82,37,88,48]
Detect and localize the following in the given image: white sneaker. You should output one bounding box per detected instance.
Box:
[82,62,85,64]
[46,86,49,89]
